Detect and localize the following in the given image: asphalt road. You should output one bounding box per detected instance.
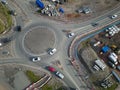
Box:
[1,0,120,90]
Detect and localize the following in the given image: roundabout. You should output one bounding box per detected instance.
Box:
[23,26,56,56]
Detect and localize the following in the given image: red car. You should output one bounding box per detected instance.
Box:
[47,66,56,72]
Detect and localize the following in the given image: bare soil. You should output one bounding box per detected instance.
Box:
[0,64,65,90]
[63,0,119,21]
[78,23,120,89]
[43,0,120,23]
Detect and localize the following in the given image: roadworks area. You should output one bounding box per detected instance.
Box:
[36,0,120,23]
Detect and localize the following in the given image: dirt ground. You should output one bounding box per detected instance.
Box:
[61,0,120,22]
[78,44,119,90]
[77,23,120,89]
[42,0,120,22]
[0,64,65,90]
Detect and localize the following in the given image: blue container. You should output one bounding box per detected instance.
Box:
[36,0,45,9]
[59,7,64,13]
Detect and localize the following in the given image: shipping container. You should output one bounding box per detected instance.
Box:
[36,0,45,9]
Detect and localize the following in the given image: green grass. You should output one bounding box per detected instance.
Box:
[80,38,90,48]
[25,70,41,83]
[41,78,63,90]
[100,83,118,90]
[0,22,5,31]
[0,3,12,33]
[41,84,53,90]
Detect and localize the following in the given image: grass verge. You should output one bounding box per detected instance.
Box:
[101,83,118,90]
[0,3,12,33]
[25,70,41,83]
[42,84,53,90]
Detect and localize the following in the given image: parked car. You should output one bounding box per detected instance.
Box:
[1,0,8,5]
[48,48,57,55]
[47,66,56,72]
[1,37,11,43]
[55,71,64,79]
[68,32,75,38]
[31,57,41,62]
[110,14,118,19]
[0,42,2,46]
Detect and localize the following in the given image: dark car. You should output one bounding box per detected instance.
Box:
[91,23,98,27]
[17,25,21,32]
[1,0,8,5]
[10,10,17,16]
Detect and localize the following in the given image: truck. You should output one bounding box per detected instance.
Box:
[108,53,118,65]
[95,59,106,71]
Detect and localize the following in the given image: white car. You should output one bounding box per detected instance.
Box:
[68,32,75,38]
[110,14,118,19]
[55,71,64,79]
[32,57,41,62]
[49,48,57,55]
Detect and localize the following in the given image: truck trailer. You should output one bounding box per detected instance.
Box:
[108,53,118,65]
[95,59,106,71]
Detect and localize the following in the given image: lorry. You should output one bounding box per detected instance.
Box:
[95,59,106,71]
[108,53,118,65]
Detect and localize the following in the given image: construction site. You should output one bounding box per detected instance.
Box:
[35,0,120,22]
[77,23,120,90]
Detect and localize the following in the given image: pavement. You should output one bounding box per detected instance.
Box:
[0,0,120,90]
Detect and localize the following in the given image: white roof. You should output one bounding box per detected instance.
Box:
[95,59,106,70]
[108,54,117,64]
[111,52,118,59]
